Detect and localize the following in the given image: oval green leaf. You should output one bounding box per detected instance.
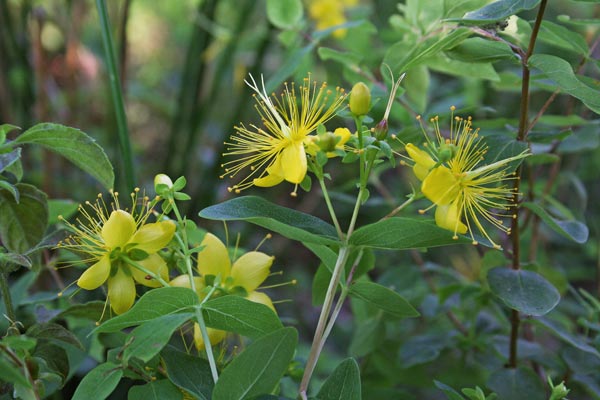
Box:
[0,183,48,254]
[13,123,114,189]
[316,358,361,400]
[487,267,560,316]
[348,281,419,319]
[266,0,303,29]
[128,380,184,400]
[487,367,544,400]
[212,327,298,400]
[199,196,339,245]
[522,202,588,243]
[72,362,123,400]
[162,346,213,400]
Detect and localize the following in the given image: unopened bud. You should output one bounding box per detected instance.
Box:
[349,82,371,116]
[154,174,173,188]
[374,119,389,140]
[317,131,339,152]
[549,378,570,400]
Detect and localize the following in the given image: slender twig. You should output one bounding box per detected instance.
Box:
[96,0,135,190]
[0,271,17,326]
[318,176,344,239]
[118,0,132,88]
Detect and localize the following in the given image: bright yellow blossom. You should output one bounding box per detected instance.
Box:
[222,74,347,195]
[58,190,175,314]
[171,232,275,349]
[308,0,358,38]
[404,110,529,248]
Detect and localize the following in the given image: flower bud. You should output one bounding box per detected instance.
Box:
[317,131,339,153]
[549,378,570,400]
[154,174,173,195]
[349,82,371,116]
[374,119,389,141]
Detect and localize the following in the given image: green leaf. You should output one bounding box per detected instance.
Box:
[13,123,114,189]
[487,267,560,316]
[450,0,541,25]
[48,199,79,225]
[27,322,84,350]
[349,281,419,319]
[199,196,339,245]
[529,54,600,114]
[95,287,199,333]
[266,0,303,29]
[317,47,362,68]
[316,358,361,400]
[0,183,48,253]
[162,346,213,400]
[349,218,472,249]
[487,367,544,400]
[53,301,106,322]
[33,341,70,383]
[404,65,430,113]
[72,362,123,400]
[128,380,184,400]
[202,295,283,338]
[124,313,193,363]
[212,327,298,400]
[0,124,20,143]
[0,180,19,202]
[447,37,517,63]
[435,381,467,400]
[312,263,332,306]
[0,252,31,268]
[533,318,600,358]
[426,55,500,81]
[0,148,21,173]
[399,333,453,367]
[349,316,384,357]
[303,242,338,274]
[538,21,589,56]
[0,356,31,388]
[522,202,588,243]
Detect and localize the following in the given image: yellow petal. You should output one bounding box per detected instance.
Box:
[102,210,136,249]
[281,141,307,184]
[334,127,352,147]
[130,254,169,288]
[108,267,136,314]
[254,157,285,187]
[193,324,226,350]
[196,233,231,279]
[406,144,435,181]
[230,251,273,293]
[435,202,468,234]
[421,166,460,205]
[128,220,176,254]
[247,291,276,313]
[77,255,111,290]
[170,274,206,297]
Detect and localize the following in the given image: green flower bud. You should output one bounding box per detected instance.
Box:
[317,131,340,153]
[154,174,173,194]
[549,378,570,400]
[374,119,389,140]
[349,82,371,116]
[438,143,458,163]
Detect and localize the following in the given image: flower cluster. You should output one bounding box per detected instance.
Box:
[402,108,529,248]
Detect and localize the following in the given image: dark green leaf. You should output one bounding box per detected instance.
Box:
[53,301,106,322]
[0,180,19,202]
[0,183,48,253]
[202,295,283,338]
[162,346,213,400]
[435,381,466,400]
[529,54,600,114]
[533,318,600,358]
[0,356,31,388]
[447,37,517,63]
[13,123,114,189]
[124,313,193,363]
[522,202,588,243]
[0,148,21,173]
[316,358,361,400]
[212,327,298,400]
[266,0,303,29]
[487,267,560,316]
[95,287,199,333]
[349,218,472,249]
[349,281,419,318]
[71,362,123,400]
[128,380,184,400]
[312,263,331,306]
[303,242,338,274]
[27,322,84,350]
[33,341,69,383]
[400,333,453,367]
[0,252,31,268]
[426,55,500,81]
[538,21,589,56]
[451,0,541,25]
[199,196,339,245]
[487,367,544,400]
[349,316,383,357]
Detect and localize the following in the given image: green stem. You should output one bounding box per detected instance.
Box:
[299,246,350,398]
[196,286,219,383]
[96,0,135,190]
[317,176,343,240]
[121,256,170,287]
[0,271,17,327]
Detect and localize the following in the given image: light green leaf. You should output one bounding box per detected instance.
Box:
[72,362,123,400]
[95,287,199,333]
[0,148,21,173]
[0,183,48,253]
[426,54,500,81]
[487,267,560,316]
[538,21,589,56]
[202,295,283,338]
[199,196,339,245]
[13,123,114,189]
[318,47,362,68]
[404,65,430,113]
[0,124,20,143]
[522,202,588,243]
[349,218,472,249]
[447,37,516,63]
[316,358,361,400]
[162,347,213,400]
[450,0,541,25]
[212,327,298,400]
[487,367,544,400]
[349,281,419,319]
[48,199,78,225]
[124,313,193,363]
[128,380,184,400]
[266,0,303,29]
[529,54,600,114]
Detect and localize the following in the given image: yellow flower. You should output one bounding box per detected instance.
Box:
[307,0,357,38]
[222,74,347,195]
[171,232,275,349]
[58,190,175,314]
[404,110,529,248]
[305,127,353,158]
